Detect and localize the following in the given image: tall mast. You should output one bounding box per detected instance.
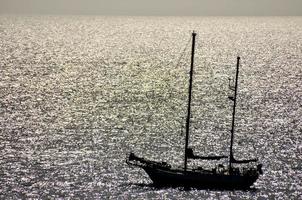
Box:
[184,31,197,171]
[229,56,240,172]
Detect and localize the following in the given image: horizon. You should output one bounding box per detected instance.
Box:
[0,0,301,16]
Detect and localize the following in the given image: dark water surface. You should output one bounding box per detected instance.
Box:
[0,16,301,199]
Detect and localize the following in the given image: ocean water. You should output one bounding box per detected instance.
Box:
[0,15,301,199]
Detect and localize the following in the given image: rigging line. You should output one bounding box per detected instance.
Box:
[175,36,192,68]
[149,35,192,70]
[148,37,166,67]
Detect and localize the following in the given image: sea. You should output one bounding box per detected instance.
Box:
[0,15,301,199]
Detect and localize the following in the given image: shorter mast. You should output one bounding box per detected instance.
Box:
[229,57,240,172]
[184,31,197,172]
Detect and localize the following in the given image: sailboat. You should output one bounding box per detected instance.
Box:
[126,31,263,189]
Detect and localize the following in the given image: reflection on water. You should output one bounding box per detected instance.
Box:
[0,16,301,198]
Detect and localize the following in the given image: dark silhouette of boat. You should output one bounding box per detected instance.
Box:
[126,31,263,189]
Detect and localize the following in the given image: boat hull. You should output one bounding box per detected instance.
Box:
[143,166,258,189]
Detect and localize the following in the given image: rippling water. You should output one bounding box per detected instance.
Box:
[0,15,301,199]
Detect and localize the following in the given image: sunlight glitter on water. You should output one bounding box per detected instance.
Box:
[0,16,301,199]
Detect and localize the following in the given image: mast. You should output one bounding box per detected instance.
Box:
[229,56,240,172]
[184,31,197,171]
